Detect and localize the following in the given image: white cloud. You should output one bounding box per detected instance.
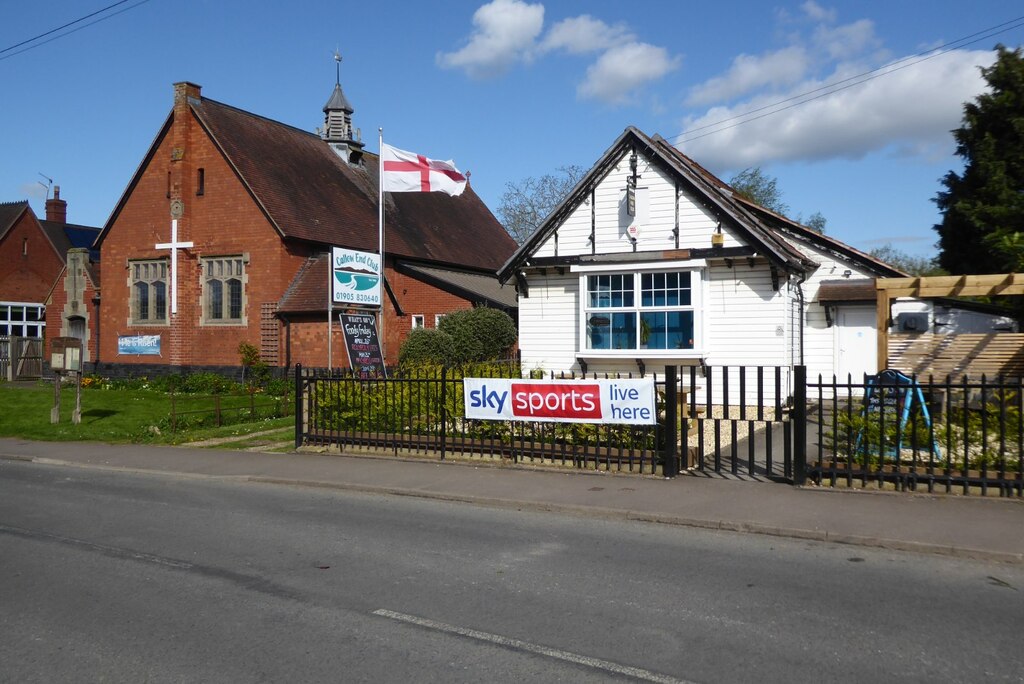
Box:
[539,15,633,54]
[677,49,995,172]
[687,47,810,106]
[578,42,681,104]
[20,182,47,200]
[439,3,678,104]
[800,1,836,23]
[813,18,881,61]
[436,0,545,78]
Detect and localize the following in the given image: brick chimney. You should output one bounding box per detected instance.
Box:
[45,185,67,224]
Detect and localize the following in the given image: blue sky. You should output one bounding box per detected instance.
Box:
[2,0,1022,259]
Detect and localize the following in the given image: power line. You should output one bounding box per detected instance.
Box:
[672,15,1024,146]
[0,0,152,61]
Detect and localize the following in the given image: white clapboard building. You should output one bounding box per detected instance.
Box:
[497,127,1013,401]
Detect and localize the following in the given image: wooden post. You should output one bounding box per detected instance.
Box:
[72,372,82,425]
[51,372,61,424]
[875,285,890,373]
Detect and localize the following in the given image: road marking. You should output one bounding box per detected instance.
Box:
[372,609,695,684]
[0,524,194,569]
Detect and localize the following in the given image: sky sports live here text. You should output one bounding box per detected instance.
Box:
[464,377,656,425]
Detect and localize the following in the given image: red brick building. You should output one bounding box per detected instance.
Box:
[0,189,99,346]
[88,80,517,375]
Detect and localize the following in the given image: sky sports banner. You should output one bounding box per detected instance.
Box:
[464,377,656,425]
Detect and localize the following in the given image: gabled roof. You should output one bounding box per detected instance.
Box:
[0,201,101,267]
[735,197,907,279]
[98,93,517,273]
[498,126,904,283]
[40,221,101,262]
[0,200,29,241]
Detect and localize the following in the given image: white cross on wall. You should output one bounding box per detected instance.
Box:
[155,218,194,314]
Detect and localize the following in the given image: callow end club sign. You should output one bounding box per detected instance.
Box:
[332,247,382,307]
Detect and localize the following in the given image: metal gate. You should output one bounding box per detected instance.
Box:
[679,365,802,481]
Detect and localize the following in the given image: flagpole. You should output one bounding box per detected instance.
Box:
[327,248,332,370]
[378,127,385,366]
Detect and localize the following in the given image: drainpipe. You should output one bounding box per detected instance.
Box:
[795,273,807,367]
[92,293,101,372]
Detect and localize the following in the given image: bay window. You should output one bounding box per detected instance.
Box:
[582,268,700,353]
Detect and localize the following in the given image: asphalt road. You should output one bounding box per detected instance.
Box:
[2,460,1022,683]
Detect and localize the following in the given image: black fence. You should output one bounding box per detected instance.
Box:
[807,372,1023,497]
[294,363,800,481]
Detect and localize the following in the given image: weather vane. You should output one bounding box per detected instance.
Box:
[333,48,342,85]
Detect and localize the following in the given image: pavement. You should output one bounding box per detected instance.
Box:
[1,436,1022,564]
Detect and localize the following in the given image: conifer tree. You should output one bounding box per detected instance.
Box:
[935,46,1024,273]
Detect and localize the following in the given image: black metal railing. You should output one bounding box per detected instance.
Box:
[296,364,667,474]
[807,372,1024,497]
[295,363,800,480]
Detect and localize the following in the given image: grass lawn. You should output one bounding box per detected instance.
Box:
[0,382,293,445]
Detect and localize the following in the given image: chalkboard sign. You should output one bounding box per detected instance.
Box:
[856,368,940,458]
[866,369,912,416]
[339,313,387,379]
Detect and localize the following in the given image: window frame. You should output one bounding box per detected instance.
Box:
[575,260,705,358]
[0,302,46,337]
[200,255,248,326]
[128,259,169,326]
[411,314,425,329]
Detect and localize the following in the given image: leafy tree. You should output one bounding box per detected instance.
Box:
[803,211,827,234]
[728,167,788,215]
[934,45,1024,274]
[497,165,586,244]
[730,167,828,232]
[868,244,946,276]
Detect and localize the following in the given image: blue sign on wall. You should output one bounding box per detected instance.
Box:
[117,335,161,356]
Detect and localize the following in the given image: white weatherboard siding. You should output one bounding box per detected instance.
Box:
[517,271,580,374]
[531,150,743,260]
[702,262,790,403]
[783,237,874,382]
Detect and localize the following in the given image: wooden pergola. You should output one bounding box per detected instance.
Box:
[875,273,1024,371]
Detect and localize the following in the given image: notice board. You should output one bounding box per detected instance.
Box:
[339,313,386,379]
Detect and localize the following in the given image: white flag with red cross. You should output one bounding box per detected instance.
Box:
[380,143,467,196]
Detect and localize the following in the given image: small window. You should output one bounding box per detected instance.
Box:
[197,168,205,196]
[411,315,425,329]
[434,314,446,327]
[22,237,28,257]
[166,172,171,199]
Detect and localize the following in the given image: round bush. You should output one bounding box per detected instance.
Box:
[437,307,517,363]
[398,328,457,367]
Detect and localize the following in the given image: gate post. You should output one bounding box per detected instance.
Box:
[663,366,678,478]
[793,365,807,485]
[440,365,448,461]
[294,363,303,449]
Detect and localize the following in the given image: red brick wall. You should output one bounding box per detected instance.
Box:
[97,87,498,372]
[98,101,307,368]
[0,208,63,303]
[286,264,474,368]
